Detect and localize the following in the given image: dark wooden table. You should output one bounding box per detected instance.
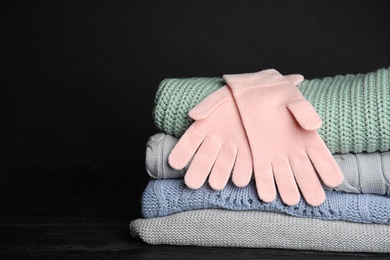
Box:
[0,167,389,259]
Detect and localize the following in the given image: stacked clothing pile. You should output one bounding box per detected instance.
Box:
[130,67,390,253]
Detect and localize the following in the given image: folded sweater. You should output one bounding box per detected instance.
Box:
[145,132,390,195]
[130,209,390,253]
[142,179,390,225]
[153,67,390,154]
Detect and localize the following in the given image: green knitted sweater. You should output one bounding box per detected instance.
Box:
[153,67,390,154]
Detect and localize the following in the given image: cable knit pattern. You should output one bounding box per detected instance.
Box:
[142,179,390,225]
[130,209,390,253]
[153,67,390,154]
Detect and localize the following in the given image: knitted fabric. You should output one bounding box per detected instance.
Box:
[141,179,390,225]
[153,67,390,154]
[145,132,390,195]
[130,209,390,253]
[153,77,224,138]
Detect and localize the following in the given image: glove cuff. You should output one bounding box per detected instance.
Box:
[223,69,301,90]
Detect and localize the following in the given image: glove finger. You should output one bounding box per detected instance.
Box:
[208,143,237,190]
[184,136,222,189]
[168,127,205,170]
[289,151,325,206]
[253,162,276,203]
[306,136,344,187]
[232,146,253,187]
[272,158,300,206]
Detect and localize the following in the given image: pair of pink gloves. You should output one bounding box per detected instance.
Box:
[168,69,344,206]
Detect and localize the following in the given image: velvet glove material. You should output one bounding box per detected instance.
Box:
[168,86,253,190]
[223,69,344,206]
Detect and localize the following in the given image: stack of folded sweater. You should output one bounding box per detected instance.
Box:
[130,67,390,253]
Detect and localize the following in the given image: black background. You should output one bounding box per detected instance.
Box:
[2,0,390,223]
[0,0,390,167]
[1,1,390,258]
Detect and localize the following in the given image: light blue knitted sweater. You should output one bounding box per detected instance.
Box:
[142,179,390,225]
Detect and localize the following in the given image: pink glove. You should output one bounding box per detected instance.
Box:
[168,86,253,190]
[223,69,344,206]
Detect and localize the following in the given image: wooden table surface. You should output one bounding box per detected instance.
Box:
[0,167,389,259]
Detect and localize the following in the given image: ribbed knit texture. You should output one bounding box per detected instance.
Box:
[145,132,390,195]
[153,67,390,154]
[130,209,390,253]
[153,77,224,138]
[142,179,390,225]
